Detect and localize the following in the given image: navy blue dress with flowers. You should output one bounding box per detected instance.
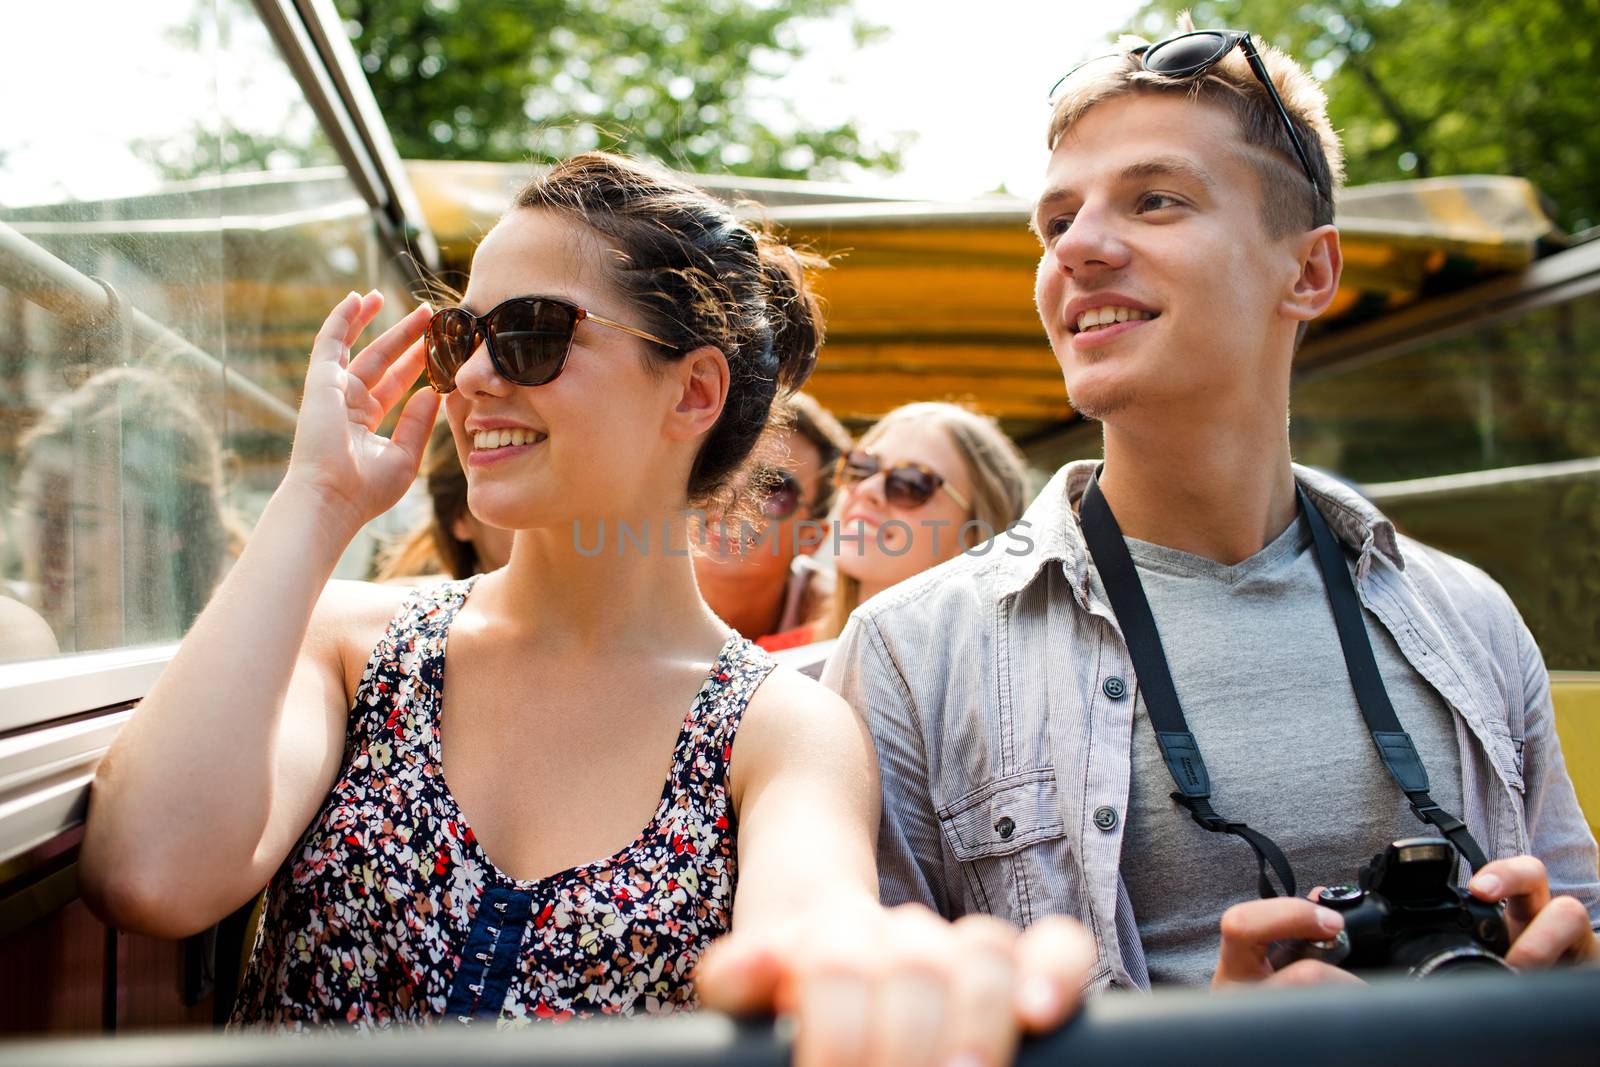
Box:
[230,577,774,1029]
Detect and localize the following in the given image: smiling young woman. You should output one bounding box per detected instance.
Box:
[820,401,1030,640]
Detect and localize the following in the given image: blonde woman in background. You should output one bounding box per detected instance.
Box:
[821,401,1030,639]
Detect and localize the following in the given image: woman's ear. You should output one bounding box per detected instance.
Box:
[1282,224,1343,323]
[664,345,730,441]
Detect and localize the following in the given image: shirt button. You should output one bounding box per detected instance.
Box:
[994,816,1016,840]
[1093,805,1119,832]
[1103,676,1127,700]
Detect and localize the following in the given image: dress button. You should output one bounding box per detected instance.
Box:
[1093,805,1119,832]
[994,816,1016,840]
[1103,676,1128,700]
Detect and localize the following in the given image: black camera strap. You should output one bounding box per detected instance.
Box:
[1296,482,1489,873]
[1079,474,1488,900]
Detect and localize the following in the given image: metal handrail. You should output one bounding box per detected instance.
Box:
[0,219,298,431]
[4,967,1598,1067]
[251,0,440,273]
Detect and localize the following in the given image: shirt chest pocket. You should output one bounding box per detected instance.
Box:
[936,769,1074,927]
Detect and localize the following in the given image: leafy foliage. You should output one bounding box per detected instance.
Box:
[335,0,900,179]
[1129,0,1600,232]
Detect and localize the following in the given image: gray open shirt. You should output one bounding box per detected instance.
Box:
[821,461,1600,990]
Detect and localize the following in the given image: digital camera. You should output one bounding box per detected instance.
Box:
[1278,837,1510,978]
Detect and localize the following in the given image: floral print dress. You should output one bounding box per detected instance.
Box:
[231,577,775,1029]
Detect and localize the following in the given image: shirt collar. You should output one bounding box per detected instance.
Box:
[993,459,1406,604]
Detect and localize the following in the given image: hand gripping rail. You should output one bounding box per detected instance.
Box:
[5,967,1599,1067]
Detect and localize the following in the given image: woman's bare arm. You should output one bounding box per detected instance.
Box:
[79,292,439,937]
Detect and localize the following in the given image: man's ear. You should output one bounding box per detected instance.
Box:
[1282,224,1342,323]
[664,345,730,441]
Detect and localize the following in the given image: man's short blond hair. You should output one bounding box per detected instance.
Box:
[1047,17,1345,236]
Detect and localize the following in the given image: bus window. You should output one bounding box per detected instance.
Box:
[1293,280,1600,669]
[0,0,413,681]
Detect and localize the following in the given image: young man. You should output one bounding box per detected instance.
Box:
[823,24,1600,989]
[695,392,851,650]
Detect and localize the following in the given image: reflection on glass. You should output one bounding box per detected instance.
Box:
[1294,295,1600,482]
[0,1,417,667]
[1293,289,1600,668]
[14,369,240,656]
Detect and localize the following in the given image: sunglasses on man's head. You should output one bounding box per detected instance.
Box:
[1048,29,1322,199]
[837,450,970,511]
[424,295,679,394]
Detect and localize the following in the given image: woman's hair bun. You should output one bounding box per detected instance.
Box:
[755,232,826,395]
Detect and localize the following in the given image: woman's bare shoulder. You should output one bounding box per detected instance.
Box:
[735,661,873,781]
[310,579,418,691]
[745,662,858,728]
[316,577,413,628]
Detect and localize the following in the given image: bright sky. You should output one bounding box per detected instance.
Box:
[773,0,1145,200]
[1,0,1145,206]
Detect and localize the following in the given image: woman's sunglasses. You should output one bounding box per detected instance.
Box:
[423,295,678,394]
[837,450,971,511]
[1048,29,1322,199]
[755,468,806,522]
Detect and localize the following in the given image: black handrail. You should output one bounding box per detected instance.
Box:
[5,967,1598,1067]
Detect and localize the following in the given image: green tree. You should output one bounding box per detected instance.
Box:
[335,0,900,179]
[1128,0,1600,232]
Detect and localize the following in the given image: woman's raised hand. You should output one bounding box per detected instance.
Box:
[284,291,441,536]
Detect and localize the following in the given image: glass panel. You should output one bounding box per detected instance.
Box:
[1292,285,1600,668]
[0,0,413,670]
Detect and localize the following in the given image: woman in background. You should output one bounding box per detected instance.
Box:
[820,401,1029,639]
[694,391,851,650]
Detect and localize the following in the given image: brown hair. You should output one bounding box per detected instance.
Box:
[513,153,825,511]
[1047,17,1344,236]
[819,402,1030,639]
[375,420,480,582]
[783,392,853,518]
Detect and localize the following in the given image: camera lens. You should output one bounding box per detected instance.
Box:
[1399,935,1514,979]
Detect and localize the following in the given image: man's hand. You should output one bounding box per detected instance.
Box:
[1211,896,1364,988]
[1469,855,1598,968]
[695,902,1097,1067]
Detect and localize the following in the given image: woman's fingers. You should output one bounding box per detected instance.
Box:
[863,906,955,1067]
[368,337,431,417]
[789,905,883,1067]
[310,292,364,368]
[1014,914,1096,1030]
[342,290,385,352]
[692,927,793,1018]
[943,916,1024,1067]
[707,905,1095,1067]
[794,964,873,1067]
[349,301,433,389]
[388,386,441,469]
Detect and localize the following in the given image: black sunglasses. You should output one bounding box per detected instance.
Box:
[1049,29,1322,199]
[837,450,971,511]
[755,468,806,522]
[424,295,678,394]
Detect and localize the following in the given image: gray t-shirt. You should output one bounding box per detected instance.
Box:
[1105,514,1464,986]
